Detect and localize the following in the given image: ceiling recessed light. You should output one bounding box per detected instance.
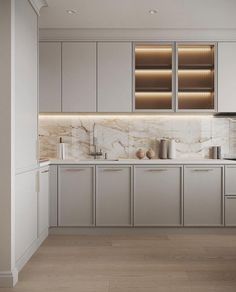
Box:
[149,9,158,15]
[66,9,78,15]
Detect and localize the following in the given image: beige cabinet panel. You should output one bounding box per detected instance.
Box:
[39,42,62,112]
[225,196,236,226]
[58,166,94,226]
[49,165,58,227]
[15,0,38,171]
[15,170,38,262]
[38,167,49,236]
[184,166,223,226]
[225,166,236,195]
[218,42,236,113]
[62,42,96,112]
[134,166,182,226]
[96,166,132,226]
[97,42,132,112]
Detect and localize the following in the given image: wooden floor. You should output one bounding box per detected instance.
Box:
[2,232,236,292]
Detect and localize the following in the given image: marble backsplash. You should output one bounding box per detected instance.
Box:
[39,115,236,160]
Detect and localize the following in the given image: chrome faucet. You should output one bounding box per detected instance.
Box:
[89,124,103,159]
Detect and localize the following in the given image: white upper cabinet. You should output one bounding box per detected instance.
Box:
[97,42,132,112]
[218,42,236,113]
[39,42,62,113]
[62,42,96,112]
[15,0,38,171]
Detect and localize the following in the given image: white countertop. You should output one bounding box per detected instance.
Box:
[46,158,236,165]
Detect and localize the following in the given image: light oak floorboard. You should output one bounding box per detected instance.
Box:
[1,233,236,292]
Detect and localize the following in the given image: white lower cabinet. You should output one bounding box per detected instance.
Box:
[38,166,49,236]
[134,166,182,226]
[96,166,132,226]
[15,169,38,262]
[49,165,58,227]
[184,166,223,226]
[58,166,95,226]
[225,197,236,226]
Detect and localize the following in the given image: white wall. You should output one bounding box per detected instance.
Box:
[0,0,17,287]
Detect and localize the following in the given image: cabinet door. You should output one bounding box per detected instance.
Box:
[225,166,236,195]
[96,166,132,226]
[177,43,216,112]
[218,42,236,113]
[38,167,49,236]
[184,166,223,226]
[62,43,96,112]
[15,169,38,262]
[58,166,94,226]
[134,166,182,226]
[39,42,61,112]
[15,0,38,171]
[97,42,132,112]
[49,165,58,227]
[225,196,236,226]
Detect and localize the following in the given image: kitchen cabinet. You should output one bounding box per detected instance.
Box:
[38,166,49,236]
[49,165,58,227]
[225,197,236,226]
[39,42,62,113]
[218,42,236,113]
[62,42,96,112]
[58,166,95,226]
[176,43,216,111]
[225,166,236,195]
[15,0,38,171]
[134,43,175,111]
[15,169,38,262]
[97,42,132,112]
[184,166,223,226]
[134,166,182,226]
[96,166,132,226]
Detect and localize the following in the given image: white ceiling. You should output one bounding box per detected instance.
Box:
[39,0,236,29]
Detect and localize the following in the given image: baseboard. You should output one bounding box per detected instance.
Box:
[15,228,48,273]
[50,227,236,235]
[0,267,18,288]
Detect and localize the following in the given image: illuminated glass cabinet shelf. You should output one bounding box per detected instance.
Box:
[134,43,216,112]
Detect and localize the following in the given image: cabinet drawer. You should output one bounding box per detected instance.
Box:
[225,166,236,195]
[225,196,236,226]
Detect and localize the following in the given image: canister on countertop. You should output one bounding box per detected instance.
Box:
[212,146,221,159]
[168,139,176,159]
[57,137,67,160]
[159,139,168,159]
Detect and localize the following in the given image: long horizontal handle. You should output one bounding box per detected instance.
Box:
[147,169,168,172]
[102,169,123,172]
[65,169,86,172]
[226,196,236,199]
[192,169,213,172]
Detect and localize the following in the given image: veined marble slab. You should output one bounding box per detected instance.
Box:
[39,116,236,161]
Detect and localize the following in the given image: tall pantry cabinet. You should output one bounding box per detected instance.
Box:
[15,0,39,265]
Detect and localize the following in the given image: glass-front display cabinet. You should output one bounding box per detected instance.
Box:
[177,43,216,111]
[134,43,174,111]
[134,43,216,112]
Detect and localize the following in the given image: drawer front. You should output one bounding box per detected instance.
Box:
[225,196,236,226]
[225,166,236,195]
